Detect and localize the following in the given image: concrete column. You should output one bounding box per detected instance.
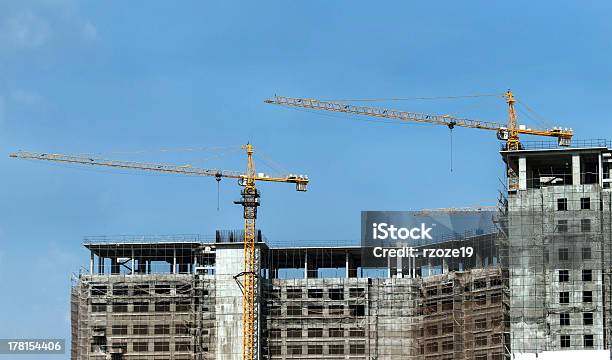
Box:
[599,154,603,187]
[407,255,412,278]
[90,251,94,274]
[518,156,527,190]
[345,251,349,279]
[173,248,177,274]
[193,253,198,274]
[137,258,146,274]
[131,248,135,275]
[396,256,403,278]
[304,252,308,279]
[572,154,581,185]
[215,247,247,359]
[111,258,119,274]
[98,257,104,274]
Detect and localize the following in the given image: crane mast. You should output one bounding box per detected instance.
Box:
[233,144,259,360]
[504,90,520,150]
[10,144,308,360]
[265,91,573,149]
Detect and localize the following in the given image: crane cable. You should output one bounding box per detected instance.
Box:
[448,121,456,172]
[515,99,557,130]
[216,175,221,211]
[450,127,453,172]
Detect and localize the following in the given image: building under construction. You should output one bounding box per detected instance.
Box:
[69,141,612,359]
[71,229,506,360]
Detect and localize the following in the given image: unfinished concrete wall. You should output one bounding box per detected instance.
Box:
[214,246,246,360]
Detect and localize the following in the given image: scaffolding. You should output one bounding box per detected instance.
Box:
[500,144,612,354]
[71,228,508,360]
[502,183,612,352]
[257,225,507,360]
[71,240,217,360]
[259,268,508,360]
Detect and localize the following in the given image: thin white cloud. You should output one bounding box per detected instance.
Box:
[11,89,43,106]
[0,2,99,53]
[0,12,50,49]
[82,21,97,41]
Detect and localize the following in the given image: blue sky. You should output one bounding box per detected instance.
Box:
[1,1,611,357]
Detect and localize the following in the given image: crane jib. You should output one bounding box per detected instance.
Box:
[265,95,574,146]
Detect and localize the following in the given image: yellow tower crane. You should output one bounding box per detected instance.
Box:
[10,143,308,360]
[265,90,574,150]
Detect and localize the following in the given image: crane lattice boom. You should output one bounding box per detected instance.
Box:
[265,91,573,150]
[10,150,309,188]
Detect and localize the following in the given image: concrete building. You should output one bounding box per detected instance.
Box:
[501,140,612,356]
[71,231,506,360]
